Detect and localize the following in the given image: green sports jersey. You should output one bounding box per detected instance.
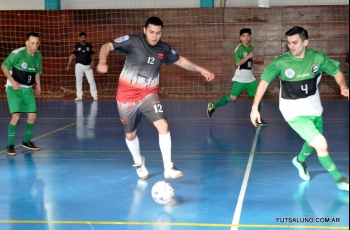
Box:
[261,49,340,121]
[234,43,254,70]
[2,47,42,87]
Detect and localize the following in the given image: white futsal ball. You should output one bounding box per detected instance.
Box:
[151,181,175,204]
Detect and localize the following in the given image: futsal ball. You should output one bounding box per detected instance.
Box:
[151,181,175,204]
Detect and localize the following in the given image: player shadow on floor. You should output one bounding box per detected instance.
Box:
[293,181,348,224]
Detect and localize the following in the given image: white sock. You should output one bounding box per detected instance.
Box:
[126,136,142,165]
[159,132,172,169]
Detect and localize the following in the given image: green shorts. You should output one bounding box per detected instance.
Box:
[231,81,257,97]
[287,116,323,144]
[6,86,37,114]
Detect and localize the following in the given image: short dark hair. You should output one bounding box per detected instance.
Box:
[79,32,87,37]
[26,32,39,41]
[144,16,163,29]
[240,28,251,35]
[285,26,308,41]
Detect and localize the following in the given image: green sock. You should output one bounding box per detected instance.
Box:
[297,142,314,162]
[24,122,35,143]
[213,95,231,108]
[318,155,343,182]
[8,123,17,146]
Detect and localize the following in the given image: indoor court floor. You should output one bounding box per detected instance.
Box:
[0,99,348,230]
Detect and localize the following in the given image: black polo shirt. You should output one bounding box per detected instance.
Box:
[71,42,95,65]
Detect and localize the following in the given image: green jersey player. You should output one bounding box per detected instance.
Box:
[1,32,42,156]
[207,28,267,125]
[250,26,349,191]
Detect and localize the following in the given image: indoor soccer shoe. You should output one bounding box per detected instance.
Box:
[22,141,40,151]
[207,102,216,118]
[336,177,349,191]
[292,156,310,181]
[164,163,184,179]
[6,145,16,156]
[256,119,268,126]
[132,155,149,179]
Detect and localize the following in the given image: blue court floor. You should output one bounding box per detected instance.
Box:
[0,99,348,230]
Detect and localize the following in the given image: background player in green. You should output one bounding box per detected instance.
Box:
[250,26,349,191]
[207,28,267,125]
[1,32,42,156]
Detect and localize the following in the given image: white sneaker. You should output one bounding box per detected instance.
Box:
[93,97,98,101]
[75,97,82,101]
[132,155,149,179]
[292,156,310,181]
[164,162,184,179]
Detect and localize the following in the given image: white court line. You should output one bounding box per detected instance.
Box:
[231,126,261,230]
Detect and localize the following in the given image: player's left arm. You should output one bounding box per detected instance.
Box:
[174,56,215,82]
[333,71,349,98]
[34,74,41,96]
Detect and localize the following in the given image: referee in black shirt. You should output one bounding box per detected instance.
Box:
[66,32,98,100]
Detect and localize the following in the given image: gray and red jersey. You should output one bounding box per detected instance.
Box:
[111,34,179,102]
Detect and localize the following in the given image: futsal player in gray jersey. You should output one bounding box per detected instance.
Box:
[97,17,215,179]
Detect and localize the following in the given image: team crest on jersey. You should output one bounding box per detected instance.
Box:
[243,52,248,57]
[310,64,320,75]
[284,68,295,79]
[21,62,28,69]
[114,35,129,43]
[171,49,176,55]
[158,53,164,61]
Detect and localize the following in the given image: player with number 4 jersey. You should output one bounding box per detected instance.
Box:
[250,26,349,191]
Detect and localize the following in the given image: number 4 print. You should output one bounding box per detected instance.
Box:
[301,84,308,94]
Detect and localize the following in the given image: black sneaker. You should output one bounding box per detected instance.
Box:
[22,141,40,151]
[256,119,268,126]
[6,145,16,156]
[207,102,216,118]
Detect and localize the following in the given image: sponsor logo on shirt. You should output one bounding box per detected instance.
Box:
[310,64,320,75]
[21,62,28,69]
[284,68,295,79]
[114,35,129,43]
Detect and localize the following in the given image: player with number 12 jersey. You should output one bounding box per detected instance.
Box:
[111,34,179,102]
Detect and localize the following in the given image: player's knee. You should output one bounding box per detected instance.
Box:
[230,95,237,101]
[125,132,136,141]
[154,119,169,134]
[11,114,21,124]
[310,134,328,152]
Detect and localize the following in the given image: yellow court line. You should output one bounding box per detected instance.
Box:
[0,220,348,229]
[0,122,77,154]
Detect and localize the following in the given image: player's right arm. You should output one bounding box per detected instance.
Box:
[97,42,114,73]
[250,79,269,126]
[66,54,76,71]
[1,64,20,90]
